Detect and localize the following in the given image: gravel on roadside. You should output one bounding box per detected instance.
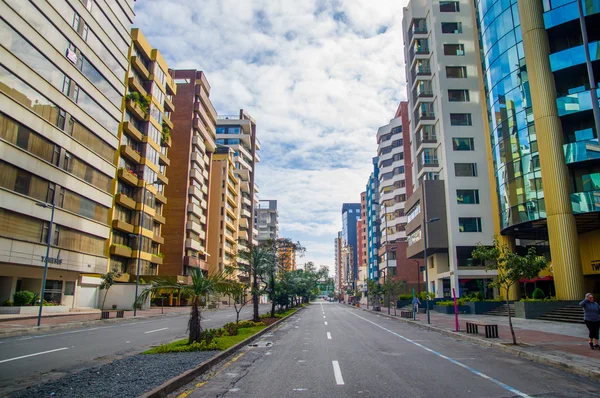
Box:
[11,351,219,398]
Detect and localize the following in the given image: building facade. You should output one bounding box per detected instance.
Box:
[216,111,260,260]
[159,69,216,278]
[356,192,368,295]
[334,231,343,295]
[403,0,496,297]
[109,28,175,281]
[256,200,278,241]
[278,238,297,272]
[366,157,381,281]
[341,203,361,290]
[0,0,133,306]
[207,146,240,277]
[475,0,600,299]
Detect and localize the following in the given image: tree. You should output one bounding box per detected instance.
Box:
[135,268,232,344]
[228,281,250,324]
[366,279,382,308]
[472,237,548,345]
[99,268,122,310]
[382,279,406,315]
[236,244,275,322]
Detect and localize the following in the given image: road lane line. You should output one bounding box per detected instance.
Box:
[332,360,345,385]
[324,321,328,325]
[0,347,69,364]
[144,327,169,334]
[344,310,530,398]
[323,316,326,319]
[327,332,332,340]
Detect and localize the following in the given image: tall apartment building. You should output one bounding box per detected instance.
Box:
[161,70,217,278]
[216,111,260,259]
[0,0,133,306]
[277,238,297,272]
[403,0,496,298]
[109,29,175,280]
[256,200,278,241]
[334,231,342,294]
[366,157,381,280]
[341,203,361,290]
[207,146,240,277]
[474,0,600,299]
[356,192,368,294]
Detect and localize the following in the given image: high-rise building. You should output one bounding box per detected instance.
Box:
[366,157,381,281]
[160,69,217,279]
[334,231,343,294]
[207,146,240,277]
[216,111,260,260]
[341,203,361,289]
[474,0,600,299]
[277,238,297,272]
[109,28,176,281]
[402,0,497,298]
[256,200,278,241]
[0,0,133,306]
[356,192,368,295]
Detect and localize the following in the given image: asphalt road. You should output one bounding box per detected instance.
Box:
[0,304,271,395]
[186,302,600,397]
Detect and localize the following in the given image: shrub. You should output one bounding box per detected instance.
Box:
[13,290,35,306]
[237,320,264,328]
[2,299,14,306]
[532,288,545,300]
[154,340,218,353]
[223,322,239,336]
[199,328,221,343]
[398,294,413,301]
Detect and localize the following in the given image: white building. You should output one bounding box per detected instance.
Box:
[402,0,496,298]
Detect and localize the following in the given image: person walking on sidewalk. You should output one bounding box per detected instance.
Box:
[579,293,600,349]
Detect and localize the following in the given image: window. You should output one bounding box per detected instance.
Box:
[408,228,422,246]
[459,217,482,232]
[448,89,470,102]
[446,66,467,78]
[450,113,472,126]
[444,44,465,56]
[64,281,76,296]
[440,1,460,12]
[457,190,480,204]
[452,138,475,150]
[455,163,478,176]
[441,22,462,33]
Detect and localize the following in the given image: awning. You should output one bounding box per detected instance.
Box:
[520,275,554,283]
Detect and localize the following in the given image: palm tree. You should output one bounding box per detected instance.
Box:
[236,244,275,322]
[135,268,232,344]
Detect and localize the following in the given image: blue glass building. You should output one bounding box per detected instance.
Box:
[366,157,380,280]
[341,203,361,288]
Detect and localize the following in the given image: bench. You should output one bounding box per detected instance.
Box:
[101,310,125,319]
[465,321,498,338]
[400,310,413,319]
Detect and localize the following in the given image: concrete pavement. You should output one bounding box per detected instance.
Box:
[180,302,600,397]
[0,304,271,396]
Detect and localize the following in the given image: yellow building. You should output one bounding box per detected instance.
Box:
[107,28,176,280]
[278,239,297,273]
[207,146,241,280]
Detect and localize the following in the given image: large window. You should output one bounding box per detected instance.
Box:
[0,113,60,165]
[440,1,460,12]
[408,228,422,246]
[60,188,109,222]
[450,113,472,126]
[444,44,465,56]
[455,163,478,176]
[452,137,475,150]
[457,189,480,204]
[448,89,470,102]
[441,22,462,33]
[63,152,112,192]
[0,161,51,203]
[68,118,114,163]
[459,217,482,232]
[446,66,467,78]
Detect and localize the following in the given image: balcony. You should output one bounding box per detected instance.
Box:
[190,152,203,166]
[408,19,427,43]
[152,234,165,244]
[155,190,167,204]
[202,169,209,180]
[201,183,208,196]
[122,121,143,141]
[184,255,208,270]
[187,220,203,235]
[189,185,202,200]
[190,169,203,183]
[128,76,147,97]
[162,115,174,130]
[115,193,136,210]
[158,150,170,166]
[112,219,134,234]
[126,99,146,121]
[571,190,600,214]
[130,56,150,80]
[239,217,248,228]
[121,145,142,164]
[163,95,175,113]
[151,254,164,265]
[200,198,208,210]
[564,138,600,164]
[185,238,202,251]
[557,89,600,117]
[239,230,249,241]
[110,244,132,258]
[416,130,437,148]
[241,208,251,218]
[187,203,203,216]
[418,157,439,170]
[157,171,169,185]
[192,135,206,154]
[154,213,166,224]
[118,168,139,186]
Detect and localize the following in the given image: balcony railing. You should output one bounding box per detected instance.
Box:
[217,115,240,120]
[564,138,600,164]
[571,190,600,214]
[416,131,437,147]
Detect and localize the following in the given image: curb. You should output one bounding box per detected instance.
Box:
[351,305,600,380]
[140,306,307,398]
[0,310,193,338]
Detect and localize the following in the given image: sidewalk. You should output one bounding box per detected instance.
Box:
[356,304,600,379]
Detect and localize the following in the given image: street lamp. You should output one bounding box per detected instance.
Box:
[36,202,55,327]
[130,180,162,316]
[423,216,439,324]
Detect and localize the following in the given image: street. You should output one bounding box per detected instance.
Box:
[186,302,600,397]
[0,304,271,396]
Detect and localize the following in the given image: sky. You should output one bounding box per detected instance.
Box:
[134,0,410,270]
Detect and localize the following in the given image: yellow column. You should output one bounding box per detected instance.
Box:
[517,0,585,300]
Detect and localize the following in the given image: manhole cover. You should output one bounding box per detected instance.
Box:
[248,341,273,348]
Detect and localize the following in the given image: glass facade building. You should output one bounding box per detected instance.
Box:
[366,157,381,280]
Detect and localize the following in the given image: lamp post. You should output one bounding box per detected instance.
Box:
[36,202,55,327]
[130,180,161,316]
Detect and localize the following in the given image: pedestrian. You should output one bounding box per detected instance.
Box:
[412,296,421,314]
[579,293,600,349]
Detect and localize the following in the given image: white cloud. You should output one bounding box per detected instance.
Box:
[134,0,409,267]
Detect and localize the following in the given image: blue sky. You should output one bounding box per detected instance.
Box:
[134,0,409,269]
